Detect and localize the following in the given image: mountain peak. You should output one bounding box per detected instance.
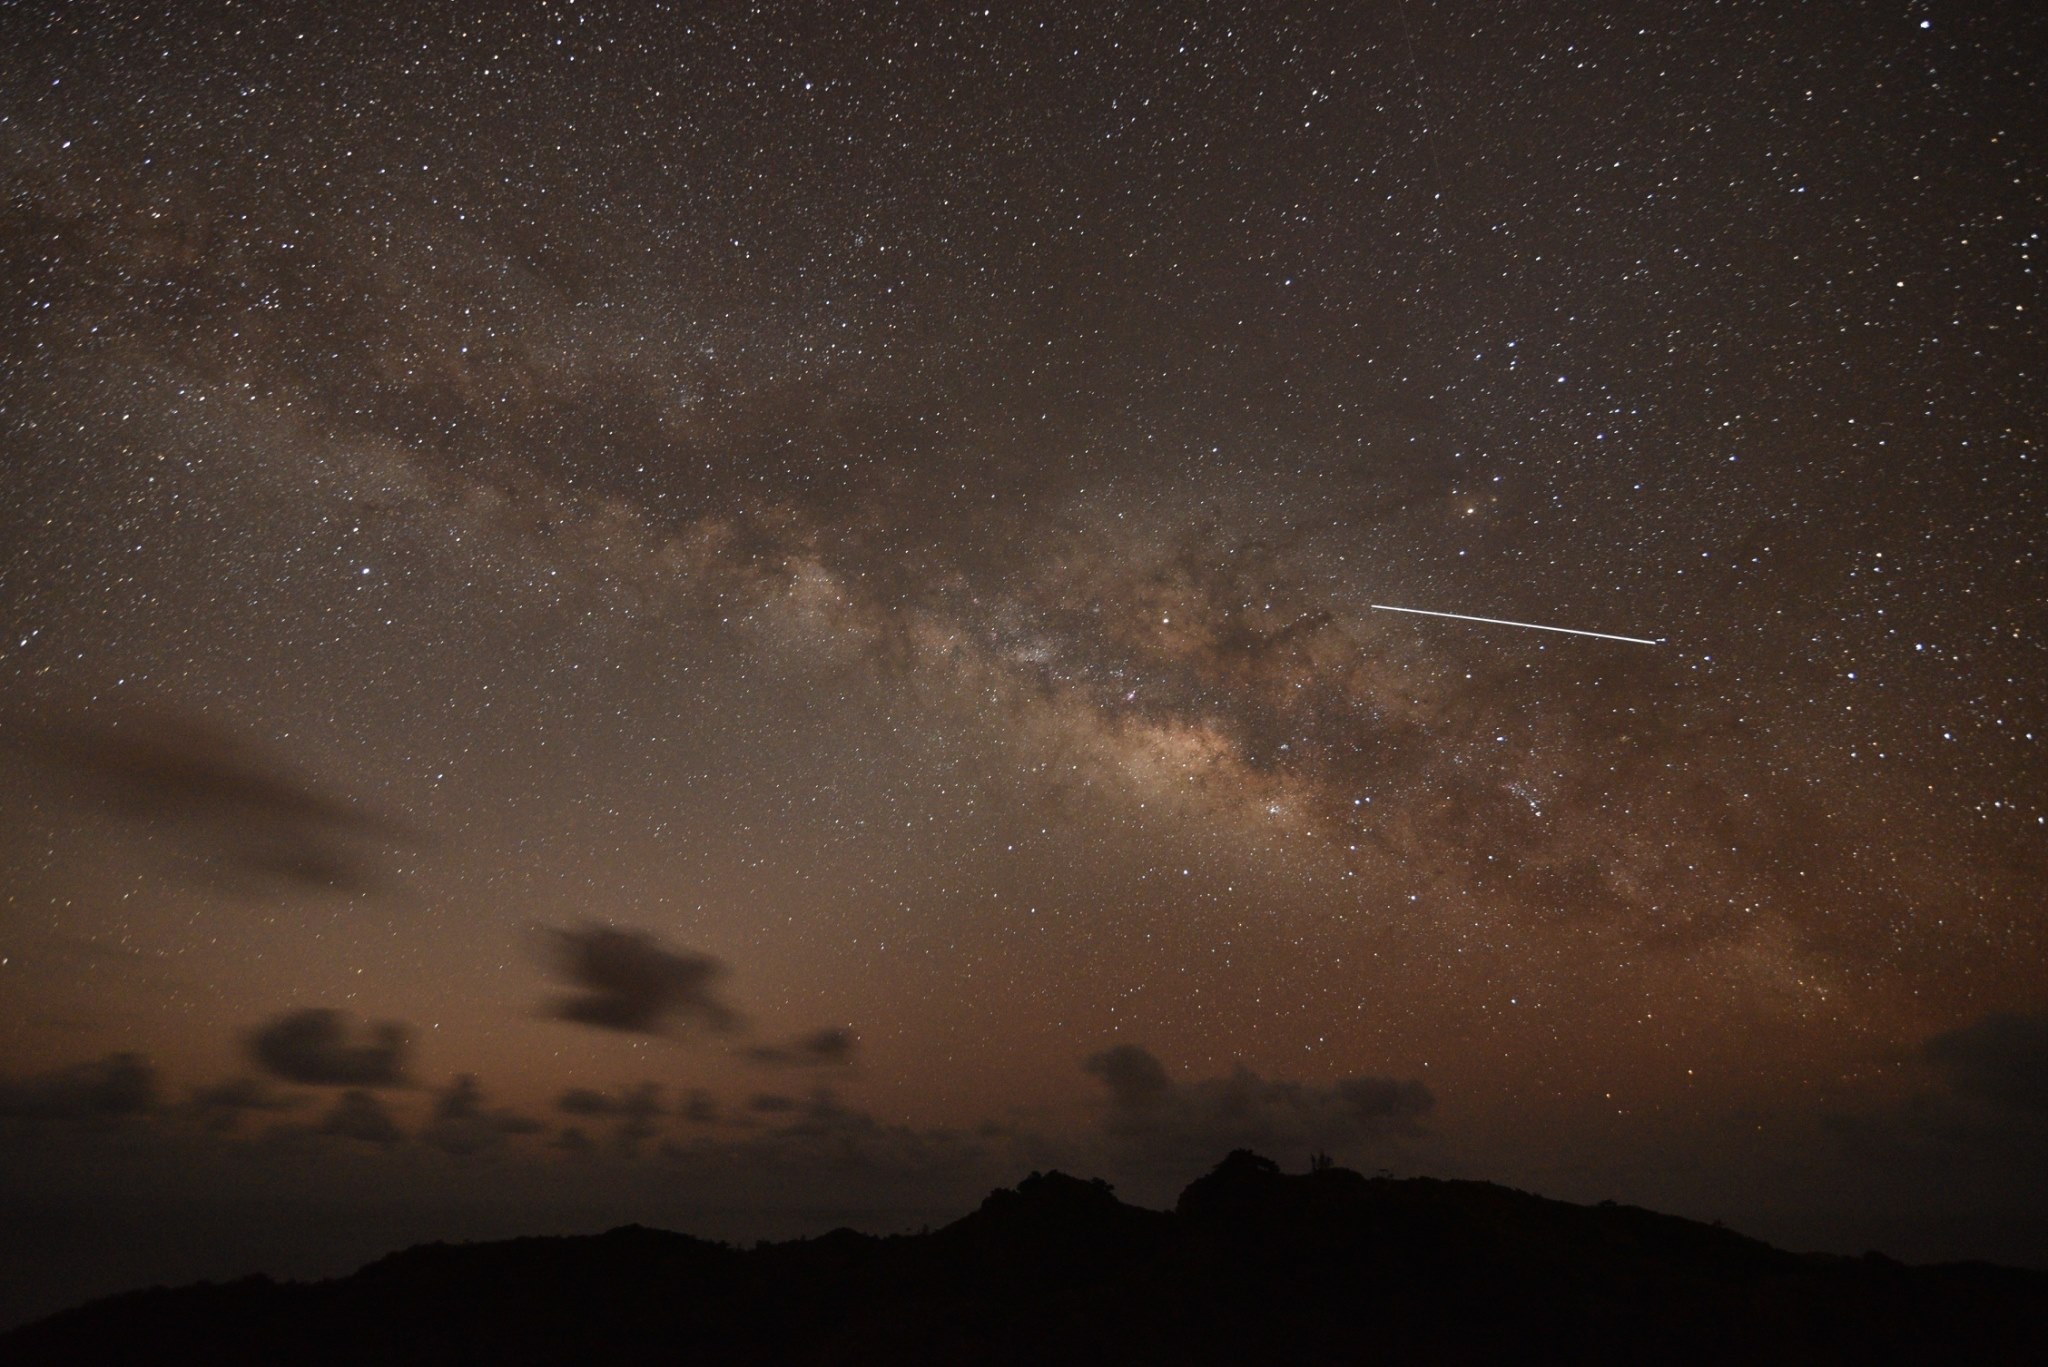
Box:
[7,1155,2044,1364]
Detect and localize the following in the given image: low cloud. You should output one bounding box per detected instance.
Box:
[557,1088,619,1117]
[187,1076,304,1131]
[746,1027,858,1069]
[660,1086,993,1184]
[317,1089,403,1147]
[554,1082,662,1120]
[1924,1012,2048,1116]
[1084,1044,1171,1105]
[541,926,742,1036]
[419,1076,544,1157]
[1082,1044,1433,1177]
[1825,1011,2048,1176]
[553,1082,663,1153]
[0,1052,158,1121]
[249,1008,410,1087]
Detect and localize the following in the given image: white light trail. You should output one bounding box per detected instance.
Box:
[1370,603,1663,646]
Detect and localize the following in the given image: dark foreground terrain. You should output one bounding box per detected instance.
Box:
[7,1151,2044,1365]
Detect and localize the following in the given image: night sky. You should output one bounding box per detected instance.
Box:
[3,0,2044,1328]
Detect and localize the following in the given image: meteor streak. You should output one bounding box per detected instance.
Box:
[1371,604,1663,646]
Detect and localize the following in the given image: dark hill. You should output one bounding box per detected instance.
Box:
[6,1151,2043,1365]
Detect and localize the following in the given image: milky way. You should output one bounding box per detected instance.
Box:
[1,0,2043,1325]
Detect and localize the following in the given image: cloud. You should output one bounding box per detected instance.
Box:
[1924,1012,2048,1116]
[660,1086,993,1184]
[317,1089,403,1147]
[556,1088,619,1117]
[249,1009,410,1087]
[419,1075,544,1157]
[1822,1013,2048,1194]
[13,708,411,893]
[554,1082,661,1121]
[1081,1044,1432,1177]
[1083,1044,1171,1106]
[541,925,742,1035]
[0,1052,158,1121]
[553,1082,661,1117]
[681,1088,719,1124]
[552,1082,663,1153]
[746,1027,858,1069]
[187,1076,305,1131]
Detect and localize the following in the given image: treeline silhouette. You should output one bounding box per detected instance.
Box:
[6,1150,2042,1364]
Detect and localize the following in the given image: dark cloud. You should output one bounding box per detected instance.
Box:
[552,1082,663,1153]
[612,1085,664,1152]
[681,1088,719,1124]
[660,1086,993,1184]
[551,1124,595,1155]
[11,708,411,893]
[746,1027,858,1069]
[1082,1045,1432,1178]
[553,1082,661,1119]
[419,1075,544,1157]
[1924,1012,2048,1116]
[1083,1044,1172,1106]
[1823,1012,2048,1184]
[317,1089,403,1147]
[186,1076,304,1131]
[0,1052,158,1121]
[541,925,741,1036]
[1332,1077,1437,1122]
[248,1008,410,1087]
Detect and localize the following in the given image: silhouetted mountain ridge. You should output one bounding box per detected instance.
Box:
[7,1151,2043,1364]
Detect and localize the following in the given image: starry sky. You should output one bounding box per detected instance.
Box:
[2,0,2044,1327]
